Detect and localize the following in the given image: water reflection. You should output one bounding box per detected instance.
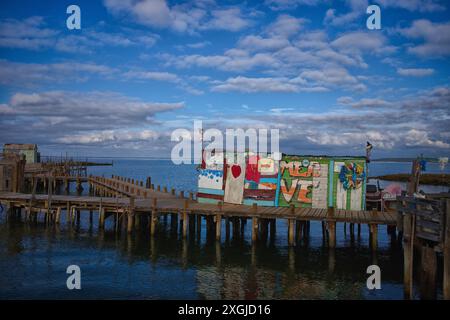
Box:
[0,210,404,299]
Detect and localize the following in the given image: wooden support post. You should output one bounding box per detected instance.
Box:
[296,220,303,243]
[420,245,437,300]
[328,221,336,248]
[163,186,167,193]
[99,207,105,229]
[403,213,414,299]
[443,199,450,300]
[288,219,295,246]
[89,210,93,226]
[182,200,189,238]
[55,207,61,224]
[146,177,152,189]
[288,204,296,246]
[321,221,327,240]
[216,214,222,241]
[370,224,378,251]
[269,219,276,241]
[225,217,230,241]
[151,198,158,236]
[252,217,258,242]
[127,212,134,234]
[196,214,201,237]
[134,213,140,229]
[251,203,258,242]
[171,188,175,195]
[180,190,184,198]
[327,206,334,218]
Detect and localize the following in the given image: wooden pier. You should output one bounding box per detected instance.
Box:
[2,173,449,299]
[0,174,396,250]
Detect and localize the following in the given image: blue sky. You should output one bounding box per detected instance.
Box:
[0,0,449,158]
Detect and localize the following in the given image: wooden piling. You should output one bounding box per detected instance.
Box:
[269,219,276,241]
[99,207,105,229]
[420,245,437,299]
[151,198,158,236]
[370,224,378,251]
[216,214,222,241]
[328,221,336,248]
[288,219,295,246]
[296,220,303,243]
[251,203,258,242]
[55,207,61,224]
[443,199,450,300]
[225,217,230,241]
[182,199,189,238]
[403,212,414,299]
[127,212,134,234]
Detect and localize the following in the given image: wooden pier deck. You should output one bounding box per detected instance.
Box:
[0,191,396,224]
[0,174,397,250]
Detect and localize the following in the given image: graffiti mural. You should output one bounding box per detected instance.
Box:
[197,153,367,209]
[278,156,327,208]
[333,160,366,210]
[197,168,224,204]
[243,155,278,206]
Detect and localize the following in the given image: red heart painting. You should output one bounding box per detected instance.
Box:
[231,164,241,178]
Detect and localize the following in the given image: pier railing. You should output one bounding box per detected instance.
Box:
[397,195,449,299]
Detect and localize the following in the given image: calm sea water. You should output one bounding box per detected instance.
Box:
[0,160,448,299]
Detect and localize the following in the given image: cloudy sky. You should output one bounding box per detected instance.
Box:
[0,0,449,159]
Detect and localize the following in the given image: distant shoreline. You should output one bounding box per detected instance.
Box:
[370,173,450,187]
[371,158,441,163]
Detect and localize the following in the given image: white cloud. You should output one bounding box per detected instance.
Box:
[103,0,251,33]
[123,70,181,83]
[331,31,395,55]
[212,76,299,93]
[0,60,117,87]
[376,0,445,12]
[404,129,450,148]
[0,91,184,148]
[324,0,368,27]
[265,0,322,10]
[265,14,307,38]
[399,19,450,57]
[0,16,158,52]
[397,68,434,77]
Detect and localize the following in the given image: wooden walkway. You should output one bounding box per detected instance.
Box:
[0,174,398,250]
[0,191,396,224]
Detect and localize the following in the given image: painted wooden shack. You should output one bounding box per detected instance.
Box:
[197,152,367,210]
